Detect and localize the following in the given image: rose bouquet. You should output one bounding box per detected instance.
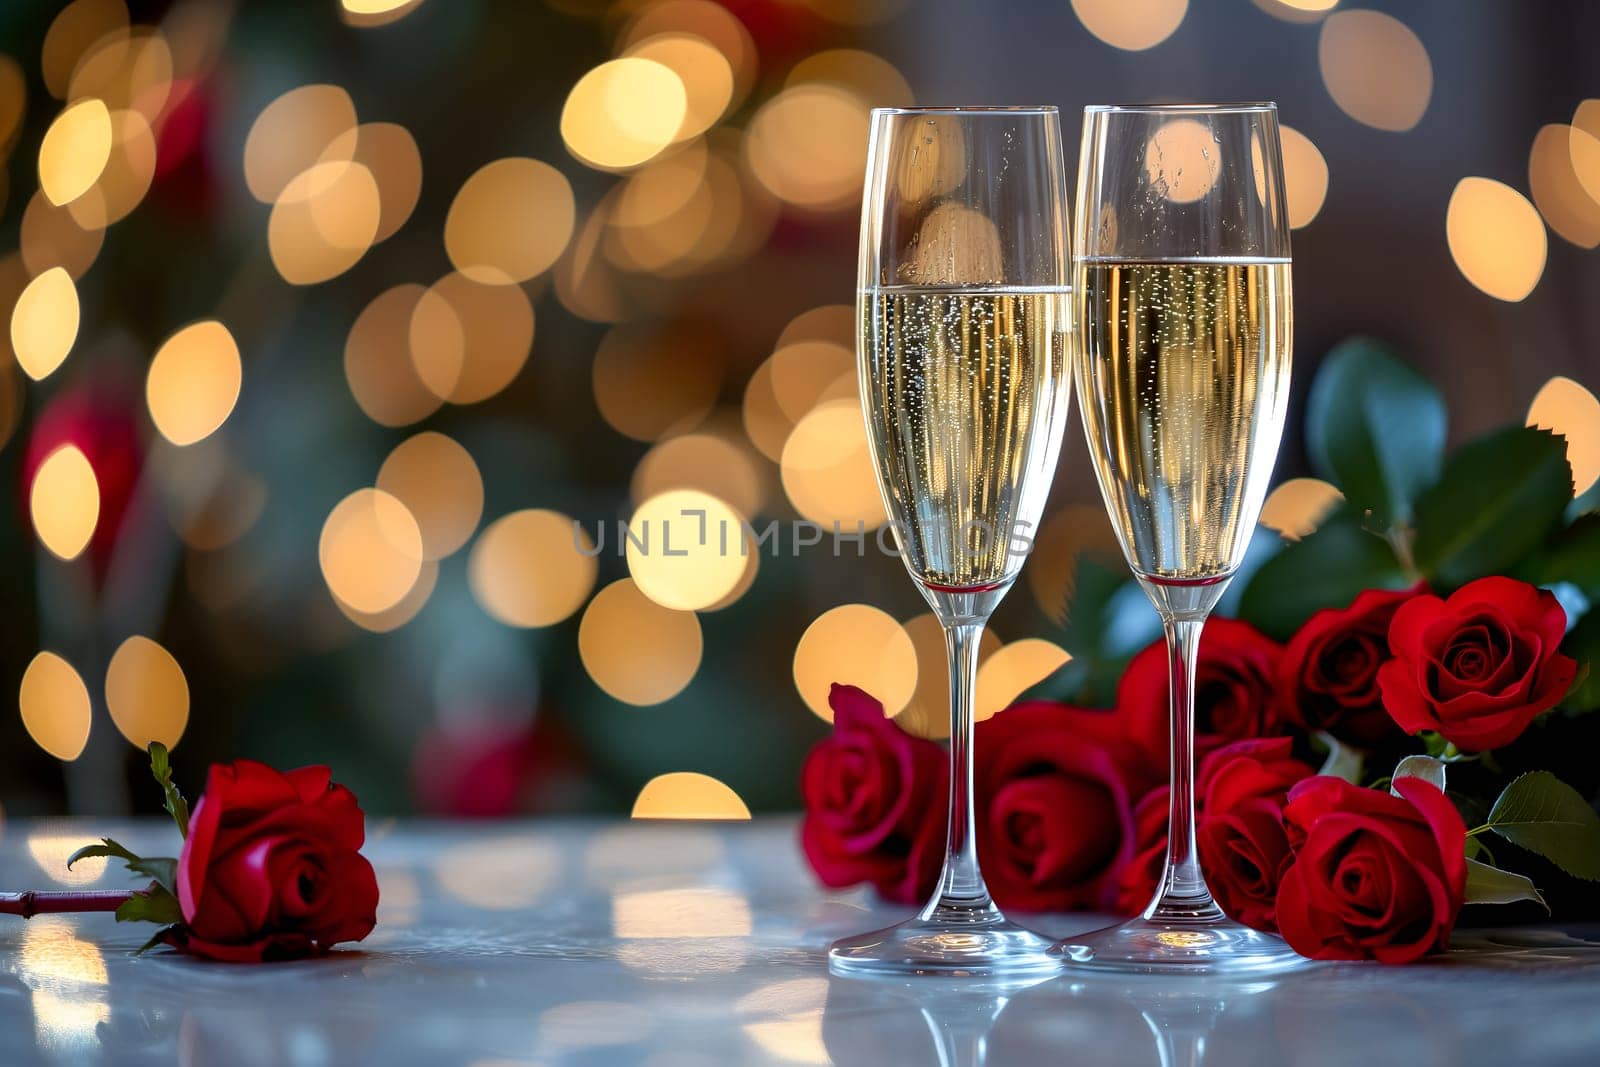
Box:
[802,339,1600,963]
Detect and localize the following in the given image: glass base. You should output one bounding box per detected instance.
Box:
[829,912,1059,980]
[1052,913,1308,976]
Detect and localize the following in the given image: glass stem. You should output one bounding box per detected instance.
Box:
[921,620,998,922]
[1148,615,1224,921]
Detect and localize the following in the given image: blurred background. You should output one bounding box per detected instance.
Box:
[0,0,1595,819]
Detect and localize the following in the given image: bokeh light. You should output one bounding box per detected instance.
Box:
[318,488,425,615]
[104,635,189,749]
[623,34,734,141]
[19,652,92,762]
[321,122,423,243]
[1528,377,1600,497]
[38,98,113,207]
[1025,504,1124,624]
[786,49,913,108]
[469,509,597,628]
[618,1,756,108]
[1281,125,1330,228]
[1318,10,1432,132]
[593,321,721,441]
[445,157,575,284]
[244,84,358,203]
[1259,478,1345,541]
[1528,124,1600,249]
[626,490,747,611]
[895,612,1002,740]
[146,320,242,446]
[746,85,871,211]
[561,59,688,171]
[66,108,155,228]
[579,578,703,705]
[780,399,889,530]
[68,26,174,123]
[1071,0,1188,51]
[345,283,444,427]
[631,772,752,820]
[1446,177,1546,302]
[268,160,382,284]
[342,0,426,26]
[1145,118,1222,204]
[409,272,535,404]
[336,559,437,633]
[10,267,80,380]
[21,191,104,280]
[632,431,765,518]
[30,444,99,560]
[42,0,129,99]
[792,604,917,722]
[975,638,1071,718]
[376,432,484,561]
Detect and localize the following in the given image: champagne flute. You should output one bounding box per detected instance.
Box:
[830,107,1072,979]
[1056,103,1300,973]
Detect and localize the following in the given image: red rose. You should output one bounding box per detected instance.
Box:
[174,760,379,962]
[1376,577,1577,751]
[1119,618,1290,775]
[973,703,1145,911]
[1280,586,1425,748]
[1113,738,1314,925]
[1277,776,1466,963]
[800,685,946,905]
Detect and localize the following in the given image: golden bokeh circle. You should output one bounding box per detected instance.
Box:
[1071,0,1188,51]
[975,638,1072,718]
[780,399,888,531]
[1445,177,1546,303]
[105,635,189,750]
[1528,124,1600,250]
[561,58,688,171]
[21,190,104,280]
[468,509,598,628]
[446,157,576,284]
[626,489,748,611]
[746,85,871,211]
[10,267,80,381]
[38,98,113,207]
[42,0,129,99]
[345,284,444,427]
[244,84,358,203]
[1318,10,1432,132]
[1259,478,1345,541]
[268,160,381,284]
[632,772,751,820]
[146,319,242,446]
[376,431,484,560]
[1024,504,1125,624]
[19,651,92,762]
[409,272,535,405]
[579,578,703,705]
[30,444,99,561]
[624,33,734,142]
[894,612,1002,740]
[632,431,765,518]
[321,122,423,243]
[792,604,917,722]
[1281,125,1329,229]
[318,488,425,615]
[1528,377,1600,497]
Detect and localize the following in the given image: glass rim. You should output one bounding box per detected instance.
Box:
[870,105,1059,116]
[1084,101,1277,114]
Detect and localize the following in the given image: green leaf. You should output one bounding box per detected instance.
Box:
[1485,771,1600,881]
[115,883,182,925]
[1463,858,1549,910]
[1519,513,1600,599]
[1235,513,1407,640]
[133,926,180,956]
[1412,426,1574,589]
[128,858,179,896]
[1391,755,1446,795]
[1314,732,1364,784]
[148,742,190,838]
[68,838,141,870]
[1304,337,1447,526]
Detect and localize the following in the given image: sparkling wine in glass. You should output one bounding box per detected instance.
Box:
[829,107,1073,979]
[1055,103,1301,974]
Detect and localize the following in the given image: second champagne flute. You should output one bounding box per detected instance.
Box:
[1056,103,1302,974]
[829,106,1073,978]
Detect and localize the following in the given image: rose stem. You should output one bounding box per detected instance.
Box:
[0,890,135,918]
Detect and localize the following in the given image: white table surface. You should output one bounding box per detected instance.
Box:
[1,817,1598,1066]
